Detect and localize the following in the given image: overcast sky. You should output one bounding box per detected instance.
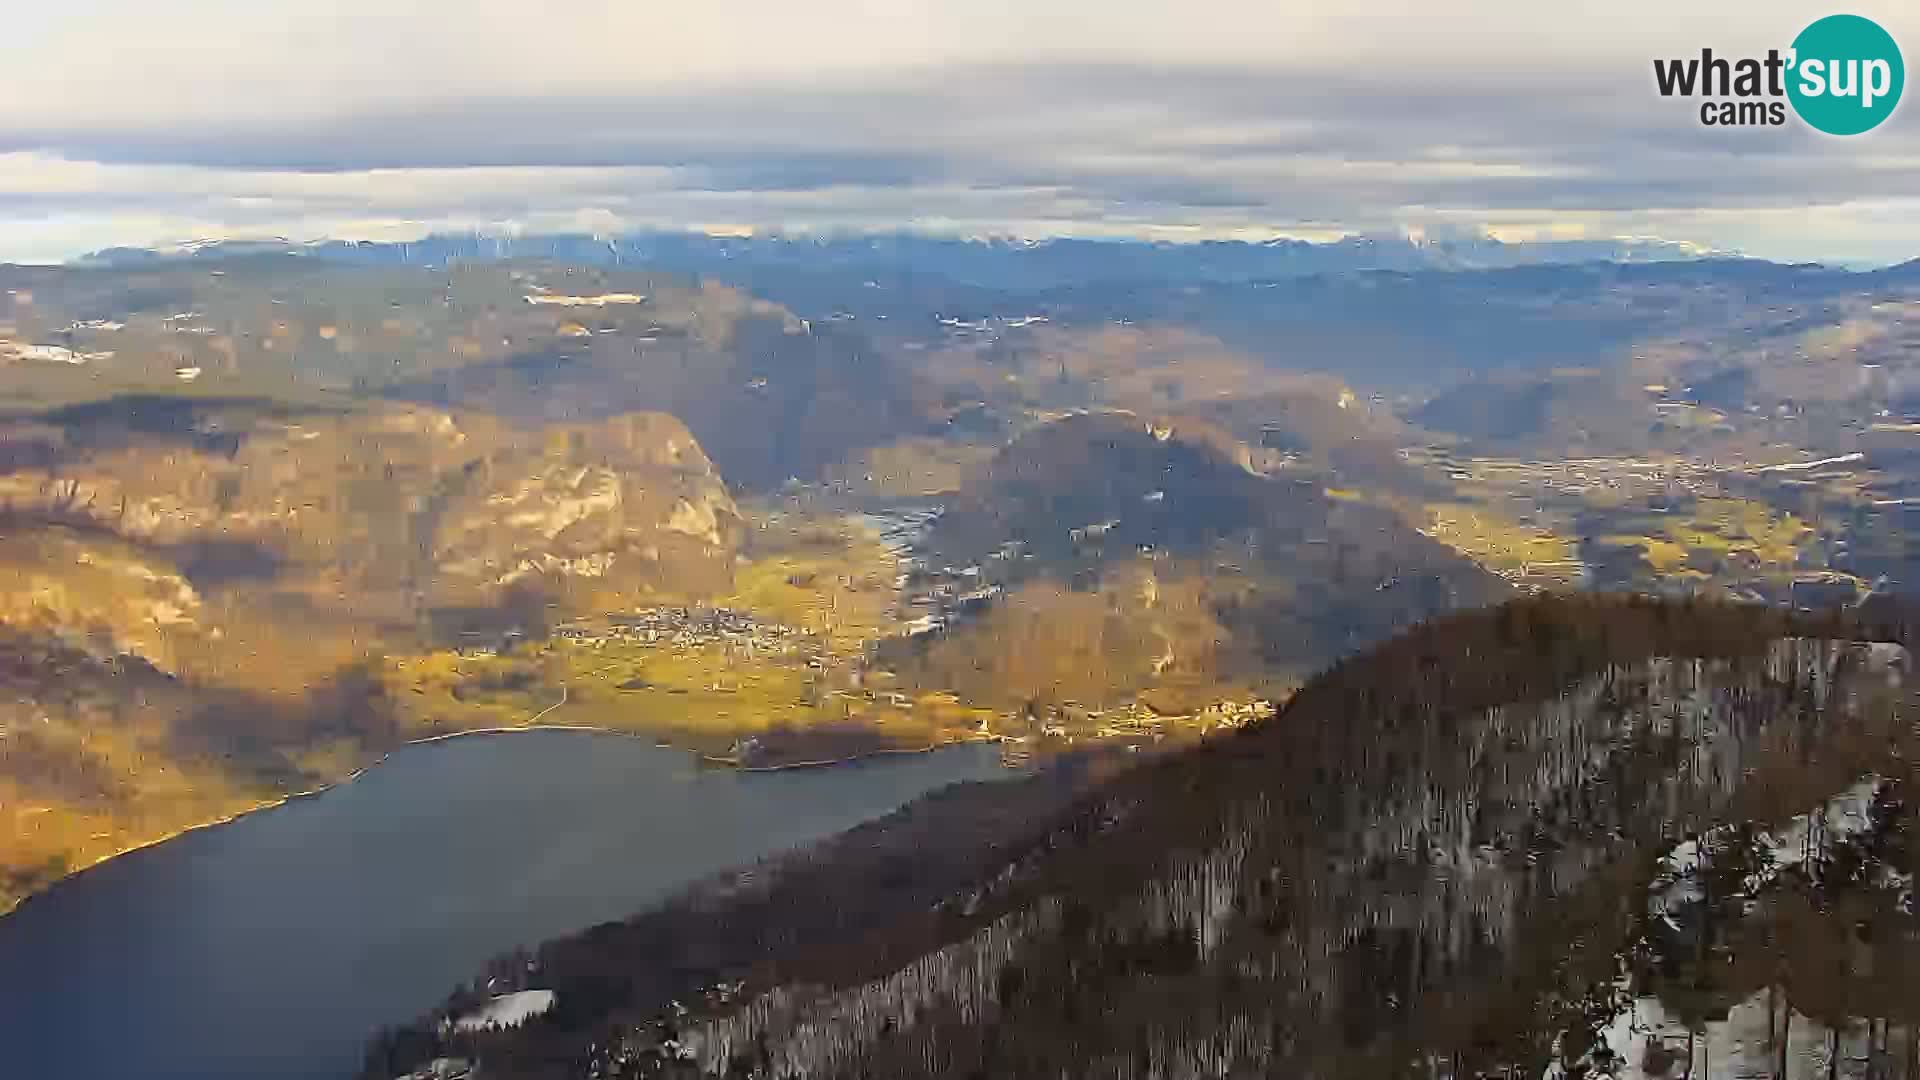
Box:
[1,1,1917,264]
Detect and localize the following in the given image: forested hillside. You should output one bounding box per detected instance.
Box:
[369,594,1920,1079]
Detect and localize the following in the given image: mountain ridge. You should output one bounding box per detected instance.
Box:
[365,594,1916,1079]
[69,230,1737,289]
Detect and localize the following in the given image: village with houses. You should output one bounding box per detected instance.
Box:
[410,499,1284,773]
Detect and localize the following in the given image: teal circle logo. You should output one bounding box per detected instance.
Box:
[1788,14,1903,135]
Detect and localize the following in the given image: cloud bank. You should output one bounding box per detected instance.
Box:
[1,1,1917,263]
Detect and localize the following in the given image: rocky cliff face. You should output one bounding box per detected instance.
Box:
[0,529,208,675]
[430,412,741,611]
[0,401,742,646]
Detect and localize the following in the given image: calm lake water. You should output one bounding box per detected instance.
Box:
[0,732,1014,1080]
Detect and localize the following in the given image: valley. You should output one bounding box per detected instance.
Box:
[1,244,1919,1080]
[9,249,1920,920]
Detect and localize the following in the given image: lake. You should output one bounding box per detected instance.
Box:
[0,731,1015,1080]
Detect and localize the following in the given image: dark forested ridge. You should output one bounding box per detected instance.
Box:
[890,411,1509,707]
[368,594,1920,1079]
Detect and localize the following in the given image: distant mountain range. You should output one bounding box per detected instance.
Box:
[76,229,1730,289]
[70,233,1920,403]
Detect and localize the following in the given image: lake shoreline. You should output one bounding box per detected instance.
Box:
[3,722,999,918]
[393,722,999,773]
[0,726,1022,1080]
